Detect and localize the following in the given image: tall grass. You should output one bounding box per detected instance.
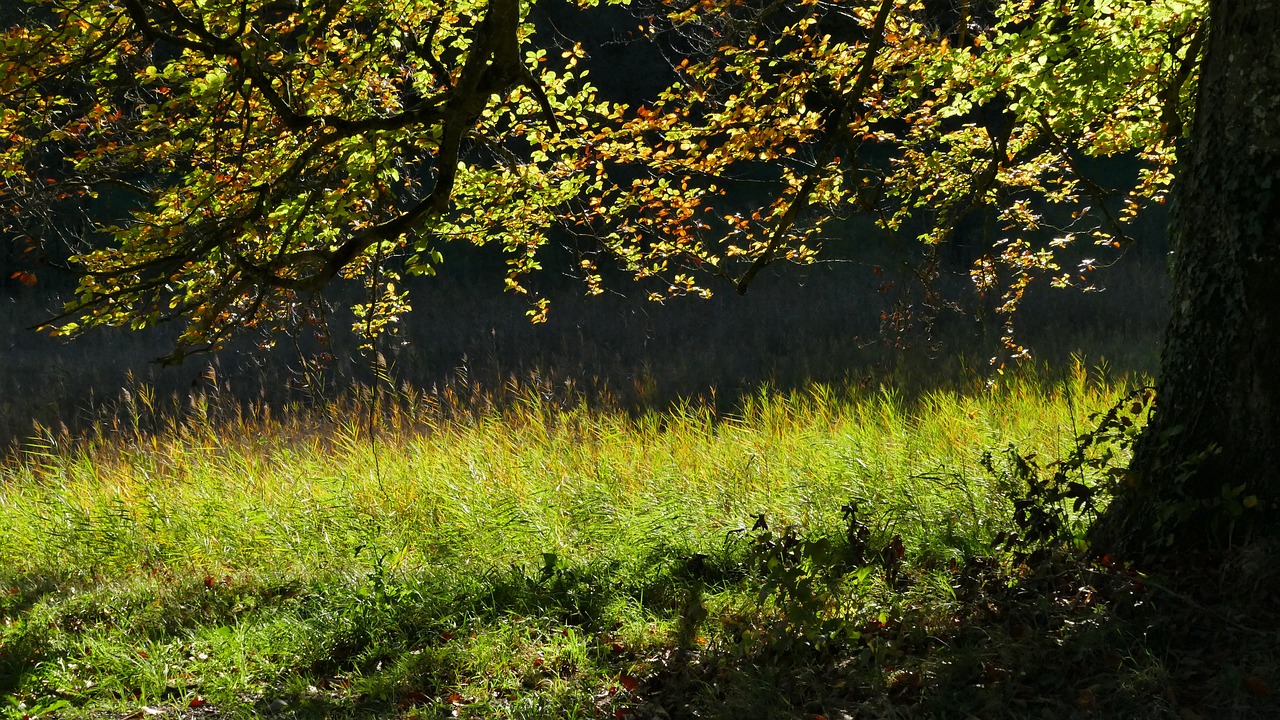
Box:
[0,362,1148,718]
[2,362,1126,578]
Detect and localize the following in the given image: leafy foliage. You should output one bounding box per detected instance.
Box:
[991,385,1153,561]
[735,507,876,648]
[588,0,1203,354]
[2,0,618,358]
[1,0,1203,359]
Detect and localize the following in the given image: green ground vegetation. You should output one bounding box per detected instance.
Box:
[1,363,1276,719]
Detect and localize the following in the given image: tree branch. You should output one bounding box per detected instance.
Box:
[1160,20,1206,139]
[734,0,895,295]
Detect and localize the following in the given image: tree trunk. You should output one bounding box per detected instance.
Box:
[1096,0,1280,556]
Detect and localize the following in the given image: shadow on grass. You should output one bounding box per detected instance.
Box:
[0,544,741,718]
[0,575,67,698]
[4,539,1277,719]
[630,553,1280,720]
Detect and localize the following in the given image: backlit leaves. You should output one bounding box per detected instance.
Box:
[1,0,615,359]
[1,0,1205,359]
[588,0,1201,355]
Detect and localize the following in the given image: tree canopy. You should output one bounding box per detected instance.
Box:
[1,0,1204,361]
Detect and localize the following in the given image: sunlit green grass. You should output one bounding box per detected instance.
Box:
[1,362,1148,718]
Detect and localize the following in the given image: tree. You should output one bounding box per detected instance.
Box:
[1,0,1200,359]
[2,0,624,358]
[582,0,1202,354]
[11,0,1269,552]
[1094,0,1280,555]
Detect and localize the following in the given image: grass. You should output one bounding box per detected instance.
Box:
[2,361,1276,719]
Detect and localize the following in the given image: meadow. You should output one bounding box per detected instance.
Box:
[5,249,1277,719]
[7,358,1274,720]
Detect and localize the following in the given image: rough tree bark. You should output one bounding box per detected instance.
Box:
[1096,0,1280,556]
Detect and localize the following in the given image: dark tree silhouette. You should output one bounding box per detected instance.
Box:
[1098,0,1280,556]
